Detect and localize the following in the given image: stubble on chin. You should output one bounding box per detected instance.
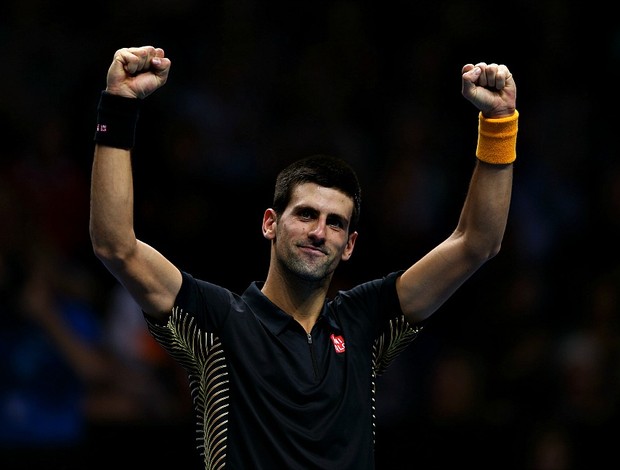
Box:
[280,245,338,282]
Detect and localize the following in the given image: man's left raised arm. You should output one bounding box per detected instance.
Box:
[397,62,518,324]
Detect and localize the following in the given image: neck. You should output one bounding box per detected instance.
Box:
[261,269,331,334]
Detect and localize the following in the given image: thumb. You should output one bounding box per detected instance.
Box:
[461,66,481,99]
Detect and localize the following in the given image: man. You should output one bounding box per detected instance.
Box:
[90,46,518,469]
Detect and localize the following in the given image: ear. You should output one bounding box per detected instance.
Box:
[262,208,277,240]
[341,231,358,261]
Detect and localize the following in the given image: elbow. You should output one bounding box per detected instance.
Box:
[485,241,502,261]
[91,242,117,264]
[460,230,503,265]
[472,238,503,264]
[89,225,136,265]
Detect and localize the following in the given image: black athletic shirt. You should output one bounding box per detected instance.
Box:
[145,270,423,469]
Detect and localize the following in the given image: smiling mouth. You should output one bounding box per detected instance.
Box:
[299,244,327,256]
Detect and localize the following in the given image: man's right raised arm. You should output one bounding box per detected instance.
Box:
[89,46,181,321]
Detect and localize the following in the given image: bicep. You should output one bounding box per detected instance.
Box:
[102,239,183,320]
[396,233,485,324]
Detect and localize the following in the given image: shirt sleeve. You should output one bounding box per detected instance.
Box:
[143,271,234,369]
[174,270,237,332]
[373,270,425,376]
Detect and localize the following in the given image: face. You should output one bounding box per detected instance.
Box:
[263,182,358,283]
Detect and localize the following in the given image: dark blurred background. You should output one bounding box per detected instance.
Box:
[1,0,618,468]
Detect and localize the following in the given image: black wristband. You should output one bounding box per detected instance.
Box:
[94,91,141,150]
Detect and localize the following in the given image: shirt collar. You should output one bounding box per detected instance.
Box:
[242,281,331,336]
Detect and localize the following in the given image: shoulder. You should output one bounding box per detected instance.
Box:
[176,271,234,305]
[171,271,241,329]
[332,271,404,314]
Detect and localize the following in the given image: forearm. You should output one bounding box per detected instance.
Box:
[457,108,518,255]
[89,144,137,261]
[454,160,513,260]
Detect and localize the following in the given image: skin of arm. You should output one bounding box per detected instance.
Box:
[396,62,517,324]
[89,47,181,321]
[91,51,515,326]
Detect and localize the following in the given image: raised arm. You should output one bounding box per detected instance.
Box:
[397,62,518,324]
[89,46,182,320]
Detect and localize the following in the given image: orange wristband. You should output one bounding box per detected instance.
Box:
[476,110,519,164]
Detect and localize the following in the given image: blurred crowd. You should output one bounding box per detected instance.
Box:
[1,1,618,469]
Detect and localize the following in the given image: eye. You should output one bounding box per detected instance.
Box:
[327,216,344,230]
[298,208,315,220]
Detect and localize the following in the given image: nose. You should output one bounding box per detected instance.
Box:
[308,218,327,242]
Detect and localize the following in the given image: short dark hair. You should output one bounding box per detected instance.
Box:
[272,154,362,233]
